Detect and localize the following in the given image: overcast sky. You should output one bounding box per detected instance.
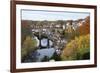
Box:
[21,10,90,21]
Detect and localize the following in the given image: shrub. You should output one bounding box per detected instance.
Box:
[21,36,37,59]
[61,34,90,60]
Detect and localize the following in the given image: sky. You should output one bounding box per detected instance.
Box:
[21,10,90,21]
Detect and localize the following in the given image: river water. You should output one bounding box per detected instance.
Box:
[31,36,56,62]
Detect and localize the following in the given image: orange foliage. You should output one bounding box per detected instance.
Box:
[77,16,90,35]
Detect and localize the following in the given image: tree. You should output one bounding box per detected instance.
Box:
[77,16,90,35]
[63,24,76,41]
[21,36,37,59]
[61,34,90,60]
[42,56,49,62]
[50,52,61,61]
[21,20,32,45]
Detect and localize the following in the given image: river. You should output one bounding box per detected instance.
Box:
[30,36,56,62]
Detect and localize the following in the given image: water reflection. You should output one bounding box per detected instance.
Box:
[36,48,55,62]
[22,36,62,63]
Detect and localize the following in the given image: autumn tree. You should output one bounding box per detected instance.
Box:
[21,36,37,59]
[77,16,90,35]
[21,20,32,45]
[61,34,90,60]
[63,21,76,41]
